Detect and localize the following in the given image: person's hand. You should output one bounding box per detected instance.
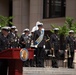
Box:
[22,42,26,44]
[51,48,54,50]
[59,49,61,52]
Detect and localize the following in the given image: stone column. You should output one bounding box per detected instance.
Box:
[13,0,29,34]
[66,0,76,20]
[29,0,43,30]
[0,0,9,16]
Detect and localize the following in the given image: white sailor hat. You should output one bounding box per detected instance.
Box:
[11,26,16,29]
[42,28,45,31]
[22,32,25,35]
[15,29,18,32]
[36,21,43,26]
[31,26,38,32]
[1,27,10,31]
[53,28,59,30]
[31,29,34,33]
[7,27,11,30]
[23,28,29,32]
[69,30,74,33]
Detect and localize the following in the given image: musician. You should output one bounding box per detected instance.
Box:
[19,28,31,48]
[0,27,11,75]
[33,21,45,67]
[9,26,19,48]
[19,28,31,67]
[66,30,75,68]
[50,28,60,68]
[15,28,18,36]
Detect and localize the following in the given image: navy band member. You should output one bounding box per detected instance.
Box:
[19,28,31,67]
[9,26,19,48]
[50,28,60,68]
[33,21,45,67]
[0,27,11,75]
[66,30,75,68]
[19,28,31,48]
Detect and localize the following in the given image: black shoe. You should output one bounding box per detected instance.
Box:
[30,65,35,67]
[24,65,29,67]
[40,65,44,67]
[36,65,40,67]
[68,66,74,69]
[52,66,58,68]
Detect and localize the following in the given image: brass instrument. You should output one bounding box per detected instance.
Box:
[64,44,71,67]
[46,35,50,42]
[51,43,55,57]
[73,50,76,68]
[64,49,68,67]
[67,44,71,58]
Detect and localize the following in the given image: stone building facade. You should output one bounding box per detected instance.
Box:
[0,0,76,34]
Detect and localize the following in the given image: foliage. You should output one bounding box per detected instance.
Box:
[65,17,73,29]
[50,24,60,33]
[0,15,13,27]
[50,17,76,36]
[58,24,69,36]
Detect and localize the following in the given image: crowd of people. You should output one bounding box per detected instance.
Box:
[0,21,76,75]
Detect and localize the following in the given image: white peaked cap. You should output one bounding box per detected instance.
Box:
[7,27,11,30]
[2,26,10,30]
[36,21,43,26]
[42,28,45,31]
[22,32,25,35]
[31,26,38,32]
[69,30,74,33]
[53,28,59,30]
[23,28,29,32]
[11,26,16,29]
[15,29,18,31]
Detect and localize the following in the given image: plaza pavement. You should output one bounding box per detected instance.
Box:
[23,67,76,75]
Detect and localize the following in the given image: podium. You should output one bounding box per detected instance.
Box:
[0,48,34,75]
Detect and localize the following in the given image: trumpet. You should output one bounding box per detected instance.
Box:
[51,43,55,57]
[46,35,50,42]
[64,49,68,67]
[63,45,69,67]
[67,44,71,58]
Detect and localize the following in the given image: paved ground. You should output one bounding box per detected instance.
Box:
[23,67,76,75]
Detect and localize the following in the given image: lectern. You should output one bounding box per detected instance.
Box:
[0,48,34,75]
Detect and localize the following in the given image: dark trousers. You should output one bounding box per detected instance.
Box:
[0,59,8,75]
[35,47,45,67]
[23,59,29,67]
[51,50,59,67]
[23,59,35,67]
[68,51,74,68]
